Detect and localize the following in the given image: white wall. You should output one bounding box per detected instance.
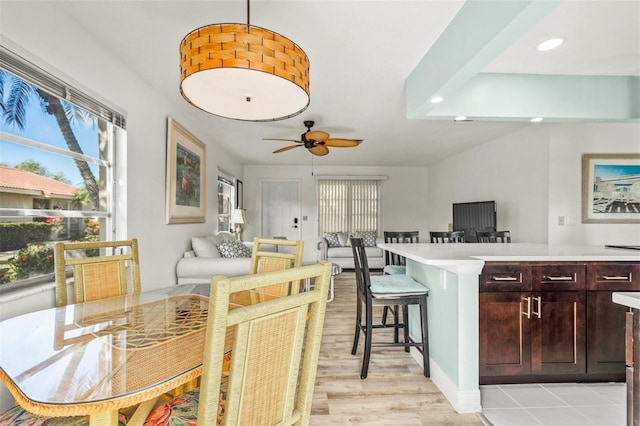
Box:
[242,165,429,262]
[427,124,551,243]
[427,122,640,245]
[1,2,241,299]
[548,122,640,245]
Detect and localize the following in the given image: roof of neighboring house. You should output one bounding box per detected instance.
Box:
[0,165,78,198]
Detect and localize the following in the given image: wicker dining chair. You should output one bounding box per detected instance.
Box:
[0,240,141,426]
[476,230,511,243]
[54,239,141,307]
[248,237,304,303]
[143,262,332,426]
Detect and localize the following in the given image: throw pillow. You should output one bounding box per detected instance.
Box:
[355,230,377,247]
[217,240,252,258]
[336,231,351,247]
[324,232,340,248]
[191,237,220,258]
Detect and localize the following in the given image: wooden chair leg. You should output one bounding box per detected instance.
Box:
[381,305,389,325]
[421,296,430,377]
[361,302,374,379]
[393,305,400,343]
[351,298,362,355]
[402,304,410,352]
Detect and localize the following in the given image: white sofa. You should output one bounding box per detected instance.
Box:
[176,232,278,284]
[317,231,385,270]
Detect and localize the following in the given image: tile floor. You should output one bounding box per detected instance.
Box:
[481,382,626,426]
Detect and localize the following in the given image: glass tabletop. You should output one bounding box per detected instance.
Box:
[0,289,208,408]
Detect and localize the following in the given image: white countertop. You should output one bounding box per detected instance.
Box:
[613,292,640,310]
[377,243,640,275]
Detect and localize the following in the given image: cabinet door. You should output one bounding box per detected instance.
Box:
[531,291,586,375]
[587,291,628,375]
[479,292,531,378]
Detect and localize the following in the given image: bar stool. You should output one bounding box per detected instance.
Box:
[351,237,430,379]
[476,230,511,243]
[429,231,465,243]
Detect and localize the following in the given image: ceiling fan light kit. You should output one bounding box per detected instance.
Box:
[179,1,310,121]
[264,120,362,156]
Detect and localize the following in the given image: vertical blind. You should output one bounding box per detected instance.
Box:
[317,179,380,235]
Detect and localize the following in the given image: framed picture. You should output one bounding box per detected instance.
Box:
[581,153,640,223]
[166,117,206,224]
[236,179,244,209]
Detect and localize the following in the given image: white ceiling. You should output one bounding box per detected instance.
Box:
[53,0,639,167]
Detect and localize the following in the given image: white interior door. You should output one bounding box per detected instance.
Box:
[261,180,300,240]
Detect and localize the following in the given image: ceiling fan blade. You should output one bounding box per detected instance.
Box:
[309,144,329,156]
[273,145,302,154]
[323,138,362,147]
[306,130,330,142]
[263,138,303,143]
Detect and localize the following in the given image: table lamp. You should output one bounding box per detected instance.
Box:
[231,208,248,241]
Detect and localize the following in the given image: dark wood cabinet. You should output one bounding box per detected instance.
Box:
[479,262,640,384]
[531,290,586,375]
[587,264,640,376]
[479,291,531,377]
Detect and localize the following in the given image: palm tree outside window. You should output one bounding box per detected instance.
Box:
[0,46,123,286]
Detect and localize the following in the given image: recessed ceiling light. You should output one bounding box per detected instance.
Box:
[530,117,544,123]
[430,96,444,104]
[454,116,467,121]
[537,37,564,51]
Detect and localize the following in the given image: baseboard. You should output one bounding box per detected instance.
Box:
[410,347,482,414]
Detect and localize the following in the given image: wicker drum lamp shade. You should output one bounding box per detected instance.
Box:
[180,23,310,121]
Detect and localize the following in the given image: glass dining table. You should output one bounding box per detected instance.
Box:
[0,286,213,426]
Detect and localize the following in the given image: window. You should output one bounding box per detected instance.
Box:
[0,46,125,287]
[217,176,234,232]
[316,179,381,235]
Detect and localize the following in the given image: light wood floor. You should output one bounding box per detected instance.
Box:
[310,271,487,425]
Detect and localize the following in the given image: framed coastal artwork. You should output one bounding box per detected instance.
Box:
[166,117,206,224]
[581,153,640,223]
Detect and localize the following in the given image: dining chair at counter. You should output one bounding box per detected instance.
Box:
[429,231,466,243]
[351,237,430,379]
[381,231,420,342]
[476,230,511,243]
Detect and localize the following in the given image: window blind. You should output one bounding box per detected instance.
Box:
[1,45,127,129]
[317,179,380,235]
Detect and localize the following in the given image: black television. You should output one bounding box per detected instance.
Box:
[453,201,497,243]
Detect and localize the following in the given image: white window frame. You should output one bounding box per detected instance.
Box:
[0,45,125,291]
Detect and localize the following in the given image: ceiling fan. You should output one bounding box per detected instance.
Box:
[264,120,362,156]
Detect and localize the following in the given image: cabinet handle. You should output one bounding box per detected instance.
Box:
[601,274,631,281]
[492,276,518,281]
[532,296,542,318]
[543,275,575,281]
[521,296,531,319]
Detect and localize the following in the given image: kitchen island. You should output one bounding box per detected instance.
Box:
[377,242,640,414]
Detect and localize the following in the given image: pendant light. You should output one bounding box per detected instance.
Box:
[179,0,310,121]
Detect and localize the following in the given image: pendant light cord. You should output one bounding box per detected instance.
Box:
[247,0,250,27]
